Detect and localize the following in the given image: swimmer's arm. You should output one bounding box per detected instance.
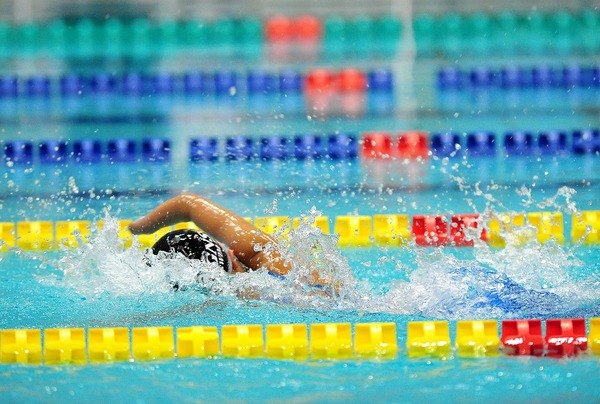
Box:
[128,194,291,275]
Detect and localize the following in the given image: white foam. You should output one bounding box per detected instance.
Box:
[366,236,592,319]
[39,202,598,319]
[360,178,596,319]
[39,215,178,297]
[41,211,358,309]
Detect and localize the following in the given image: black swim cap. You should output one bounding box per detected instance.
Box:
[152,229,231,272]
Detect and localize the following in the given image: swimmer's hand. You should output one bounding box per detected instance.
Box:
[306,271,341,297]
[236,287,261,300]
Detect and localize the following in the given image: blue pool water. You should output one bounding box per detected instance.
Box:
[1,18,600,404]
[1,151,599,402]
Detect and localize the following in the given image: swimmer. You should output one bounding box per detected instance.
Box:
[129,193,322,285]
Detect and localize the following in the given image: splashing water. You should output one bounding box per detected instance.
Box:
[370,237,592,320]
[279,207,358,302]
[40,211,358,309]
[38,215,183,297]
[359,184,598,319]
[39,202,598,319]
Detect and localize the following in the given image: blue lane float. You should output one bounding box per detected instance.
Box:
[431,132,461,157]
[214,71,238,95]
[278,70,303,94]
[120,72,145,95]
[439,64,600,90]
[466,131,497,156]
[225,136,255,161]
[142,139,171,161]
[39,140,68,164]
[107,139,137,162]
[2,129,598,166]
[60,74,87,96]
[437,66,465,90]
[190,137,219,162]
[538,131,568,155]
[73,140,103,163]
[294,134,325,160]
[367,68,394,91]
[183,71,210,95]
[572,129,600,155]
[3,141,33,164]
[151,73,176,94]
[327,133,358,159]
[90,73,117,94]
[0,75,18,97]
[562,65,584,87]
[0,68,392,99]
[469,66,496,87]
[247,71,276,95]
[500,66,521,88]
[531,65,555,87]
[26,76,51,97]
[581,66,600,87]
[503,131,534,156]
[260,136,289,160]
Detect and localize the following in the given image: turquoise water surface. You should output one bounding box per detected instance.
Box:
[1,12,600,403]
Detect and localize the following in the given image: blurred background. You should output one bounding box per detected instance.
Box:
[0,0,599,216]
[2,0,599,21]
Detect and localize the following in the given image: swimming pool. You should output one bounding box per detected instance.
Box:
[1,7,600,403]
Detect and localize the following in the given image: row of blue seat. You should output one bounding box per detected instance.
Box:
[2,129,598,165]
[0,69,393,98]
[438,65,600,89]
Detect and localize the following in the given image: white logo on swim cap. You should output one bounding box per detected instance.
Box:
[195,232,226,269]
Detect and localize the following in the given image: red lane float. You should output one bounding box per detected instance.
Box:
[501,319,545,356]
[361,132,393,159]
[305,68,368,94]
[305,69,338,93]
[450,214,487,246]
[294,15,322,41]
[361,131,430,160]
[545,318,588,357]
[265,16,293,42]
[412,215,448,246]
[266,15,322,42]
[398,131,429,159]
[338,68,367,92]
